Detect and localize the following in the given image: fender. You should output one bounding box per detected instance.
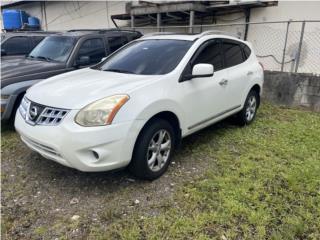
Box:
[1,80,43,120]
[241,75,264,107]
[136,99,185,130]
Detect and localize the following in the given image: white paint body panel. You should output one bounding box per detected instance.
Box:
[15,34,264,172]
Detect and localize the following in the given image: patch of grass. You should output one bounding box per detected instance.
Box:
[1,128,19,151]
[96,104,320,239]
[34,226,48,236]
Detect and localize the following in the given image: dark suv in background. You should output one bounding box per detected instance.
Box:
[1,31,58,59]
[1,29,142,122]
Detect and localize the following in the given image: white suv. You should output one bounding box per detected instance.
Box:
[15,32,264,180]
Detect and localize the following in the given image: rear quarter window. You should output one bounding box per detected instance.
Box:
[223,41,244,68]
[242,44,252,60]
[107,36,128,53]
[2,36,31,55]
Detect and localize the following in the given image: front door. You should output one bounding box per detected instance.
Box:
[179,39,231,131]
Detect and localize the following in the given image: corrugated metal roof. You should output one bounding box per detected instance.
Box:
[1,1,33,7]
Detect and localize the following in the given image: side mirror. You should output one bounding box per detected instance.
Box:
[192,64,214,78]
[1,49,7,56]
[181,63,214,81]
[75,56,90,67]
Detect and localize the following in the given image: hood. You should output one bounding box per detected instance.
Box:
[26,68,160,109]
[1,55,26,61]
[1,57,65,86]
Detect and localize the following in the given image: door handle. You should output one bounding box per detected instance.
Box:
[247,71,253,76]
[219,79,228,86]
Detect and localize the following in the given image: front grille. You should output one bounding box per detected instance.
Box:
[37,107,68,125]
[19,97,69,126]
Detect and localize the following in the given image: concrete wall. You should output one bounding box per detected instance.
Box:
[263,71,320,111]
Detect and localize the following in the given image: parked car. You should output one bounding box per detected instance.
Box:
[1,29,142,122]
[15,32,264,180]
[1,31,58,59]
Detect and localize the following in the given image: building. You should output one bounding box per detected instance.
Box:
[1,1,320,31]
[1,1,320,74]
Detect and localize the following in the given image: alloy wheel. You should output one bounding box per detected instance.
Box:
[146,129,172,172]
[245,95,257,122]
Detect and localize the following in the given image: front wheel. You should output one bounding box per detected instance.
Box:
[129,119,175,180]
[235,90,259,126]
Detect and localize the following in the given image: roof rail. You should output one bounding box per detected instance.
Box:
[3,30,59,34]
[142,32,182,38]
[141,30,239,38]
[199,30,240,38]
[67,28,141,34]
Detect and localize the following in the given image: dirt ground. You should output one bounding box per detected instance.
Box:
[2,104,319,239]
[1,119,218,239]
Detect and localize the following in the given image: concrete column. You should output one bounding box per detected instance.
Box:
[157,13,161,32]
[41,1,48,30]
[131,15,135,29]
[189,10,194,33]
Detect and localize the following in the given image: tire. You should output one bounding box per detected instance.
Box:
[9,93,25,125]
[129,118,176,180]
[235,90,259,126]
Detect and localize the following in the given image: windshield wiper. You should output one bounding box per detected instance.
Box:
[104,68,135,74]
[28,55,55,62]
[36,56,55,62]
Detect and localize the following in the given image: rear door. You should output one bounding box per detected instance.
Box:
[222,39,249,108]
[74,37,107,67]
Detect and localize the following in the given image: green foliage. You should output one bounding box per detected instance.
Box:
[96,104,320,239]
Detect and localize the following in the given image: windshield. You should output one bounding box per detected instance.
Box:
[99,39,193,75]
[28,36,76,62]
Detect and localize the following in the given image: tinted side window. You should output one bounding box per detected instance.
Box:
[193,41,223,71]
[223,42,244,68]
[108,36,126,53]
[2,36,31,55]
[32,36,45,47]
[242,44,251,60]
[77,38,106,64]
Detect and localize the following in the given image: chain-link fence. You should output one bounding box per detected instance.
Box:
[123,20,320,75]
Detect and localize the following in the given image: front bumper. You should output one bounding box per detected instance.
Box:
[15,109,145,172]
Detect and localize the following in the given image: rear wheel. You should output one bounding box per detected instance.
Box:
[129,119,175,180]
[235,90,259,126]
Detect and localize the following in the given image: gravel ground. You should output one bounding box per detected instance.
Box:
[1,120,221,239]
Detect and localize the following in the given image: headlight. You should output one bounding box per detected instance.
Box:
[75,95,129,127]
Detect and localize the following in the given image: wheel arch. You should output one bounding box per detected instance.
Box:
[249,84,261,107]
[134,110,182,152]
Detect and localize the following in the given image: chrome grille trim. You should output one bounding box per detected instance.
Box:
[37,107,68,125]
[19,97,30,119]
[19,97,69,126]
